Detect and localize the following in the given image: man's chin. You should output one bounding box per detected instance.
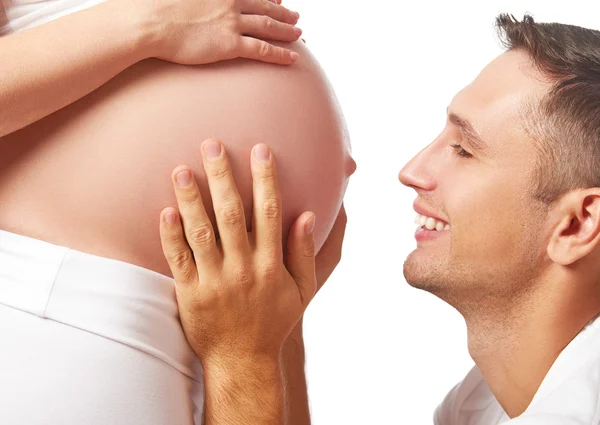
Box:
[402,251,447,293]
[403,253,428,289]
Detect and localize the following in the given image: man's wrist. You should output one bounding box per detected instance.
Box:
[282,320,310,425]
[203,352,283,379]
[287,319,305,346]
[202,353,285,424]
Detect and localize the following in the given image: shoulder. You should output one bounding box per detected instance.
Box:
[521,316,600,424]
[521,353,600,424]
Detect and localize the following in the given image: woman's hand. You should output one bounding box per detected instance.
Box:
[134,0,303,66]
[158,139,318,363]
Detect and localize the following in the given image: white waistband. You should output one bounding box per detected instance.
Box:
[0,228,202,382]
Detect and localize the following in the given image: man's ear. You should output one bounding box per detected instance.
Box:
[547,188,600,266]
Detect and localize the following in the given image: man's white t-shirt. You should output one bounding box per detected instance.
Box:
[435,316,600,425]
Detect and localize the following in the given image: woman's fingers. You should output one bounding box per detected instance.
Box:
[240,15,301,43]
[241,0,299,25]
[159,207,200,287]
[250,144,284,262]
[200,139,251,258]
[237,0,302,63]
[237,37,299,65]
[285,211,318,306]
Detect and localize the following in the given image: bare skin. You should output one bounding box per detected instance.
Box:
[0,39,355,278]
[0,0,301,138]
[159,140,347,424]
[399,49,600,417]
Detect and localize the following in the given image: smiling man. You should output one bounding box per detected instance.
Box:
[400,14,600,424]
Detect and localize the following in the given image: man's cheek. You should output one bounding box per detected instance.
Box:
[451,218,503,262]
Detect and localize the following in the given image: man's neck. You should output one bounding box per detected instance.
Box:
[463,279,600,418]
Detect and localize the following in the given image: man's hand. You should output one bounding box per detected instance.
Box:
[158,139,320,424]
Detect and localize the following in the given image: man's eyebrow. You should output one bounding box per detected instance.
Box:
[447,111,489,154]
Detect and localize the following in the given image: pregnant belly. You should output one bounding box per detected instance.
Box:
[0,42,353,278]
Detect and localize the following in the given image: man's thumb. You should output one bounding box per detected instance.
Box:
[286,212,318,305]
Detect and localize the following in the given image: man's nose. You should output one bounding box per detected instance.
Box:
[398,146,436,191]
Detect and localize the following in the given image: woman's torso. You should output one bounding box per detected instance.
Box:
[0,39,353,277]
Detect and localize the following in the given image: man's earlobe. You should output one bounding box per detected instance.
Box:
[547,189,600,266]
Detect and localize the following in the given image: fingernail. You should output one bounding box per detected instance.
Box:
[165,211,177,225]
[305,214,316,234]
[294,27,302,37]
[203,140,222,159]
[253,144,270,161]
[290,51,299,62]
[293,11,300,21]
[176,170,192,187]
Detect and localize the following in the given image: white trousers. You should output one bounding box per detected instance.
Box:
[0,229,204,424]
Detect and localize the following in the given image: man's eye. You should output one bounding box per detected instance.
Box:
[450,144,473,158]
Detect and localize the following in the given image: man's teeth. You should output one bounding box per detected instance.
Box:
[414,214,450,231]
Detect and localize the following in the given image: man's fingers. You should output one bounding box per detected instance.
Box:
[285,212,318,306]
[159,207,200,287]
[240,15,301,43]
[237,37,299,65]
[171,165,222,277]
[251,144,283,262]
[200,139,251,258]
[241,0,299,25]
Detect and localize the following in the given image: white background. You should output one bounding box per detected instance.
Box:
[284,1,600,423]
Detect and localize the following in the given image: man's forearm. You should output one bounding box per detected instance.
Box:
[203,356,285,425]
[283,322,311,425]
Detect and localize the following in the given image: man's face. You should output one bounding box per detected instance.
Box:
[399,50,554,309]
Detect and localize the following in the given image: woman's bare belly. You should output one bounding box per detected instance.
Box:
[0,42,352,278]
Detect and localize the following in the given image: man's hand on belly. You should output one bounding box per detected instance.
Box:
[158,139,319,424]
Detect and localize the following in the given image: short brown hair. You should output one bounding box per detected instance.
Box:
[496,14,600,204]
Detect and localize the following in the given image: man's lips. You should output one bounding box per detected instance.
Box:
[413,202,449,225]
